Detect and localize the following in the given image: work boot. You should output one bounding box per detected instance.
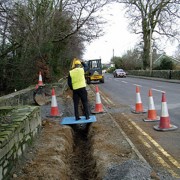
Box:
[86,116,90,120]
[76,117,81,121]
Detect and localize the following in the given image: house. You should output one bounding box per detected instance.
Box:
[153,53,180,69]
[102,63,115,69]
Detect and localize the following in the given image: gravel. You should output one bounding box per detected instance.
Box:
[103,159,152,180]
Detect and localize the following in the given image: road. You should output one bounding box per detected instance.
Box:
[92,73,180,178]
[100,73,180,126]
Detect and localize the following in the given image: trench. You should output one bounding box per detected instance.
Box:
[68,123,98,180]
[61,88,98,179]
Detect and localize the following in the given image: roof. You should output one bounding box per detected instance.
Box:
[153,53,180,65]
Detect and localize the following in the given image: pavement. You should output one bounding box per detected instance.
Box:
[128,75,180,84]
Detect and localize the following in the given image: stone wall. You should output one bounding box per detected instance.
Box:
[0,86,35,106]
[0,86,41,180]
[128,70,180,80]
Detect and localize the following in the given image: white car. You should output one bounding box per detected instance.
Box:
[113,69,126,78]
[102,69,107,74]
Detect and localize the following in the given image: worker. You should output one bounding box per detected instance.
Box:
[68,58,90,120]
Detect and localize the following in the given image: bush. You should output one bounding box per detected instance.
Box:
[159,57,175,70]
[107,67,116,73]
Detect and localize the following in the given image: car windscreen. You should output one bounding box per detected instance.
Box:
[116,69,124,72]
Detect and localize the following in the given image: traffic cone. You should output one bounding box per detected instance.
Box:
[38,71,44,86]
[143,89,160,122]
[91,85,106,114]
[154,92,178,131]
[131,86,147,114]
[47,88,62,117]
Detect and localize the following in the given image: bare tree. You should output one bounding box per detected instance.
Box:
[0,0,114,93]
[0,0,113,58]
[52,0,113,42]
[116,0,180,69]
[174,44,180,60]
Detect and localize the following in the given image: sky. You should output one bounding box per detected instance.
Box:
[83,3,178,64]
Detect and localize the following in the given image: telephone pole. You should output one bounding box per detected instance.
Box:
[149,28,152,75]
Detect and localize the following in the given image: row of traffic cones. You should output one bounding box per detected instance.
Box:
[131,86,178,131]
[48,85,105,118]
[47,85,105,118]
[35,71,177,132]
[35,71,105,117]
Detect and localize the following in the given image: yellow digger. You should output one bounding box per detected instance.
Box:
[71,58,104,84]
[84,59,104,84]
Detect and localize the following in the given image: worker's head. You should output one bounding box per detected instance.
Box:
[74,59,81,68]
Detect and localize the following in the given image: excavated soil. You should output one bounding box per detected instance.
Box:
[9,86,175,180]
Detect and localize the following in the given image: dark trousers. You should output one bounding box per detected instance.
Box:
[73,87,90,119]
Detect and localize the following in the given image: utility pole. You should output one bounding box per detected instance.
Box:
[113,49,114,59]
[149,24,152,76]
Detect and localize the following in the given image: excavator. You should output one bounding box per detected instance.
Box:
[84,59,104,84]
[71,58,104,84]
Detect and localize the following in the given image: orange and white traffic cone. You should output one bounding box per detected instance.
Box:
[38,71,44,86]
[154,92,177,131]
[91,85,105,114]
[131,86,147,114]
[47,88,62,117]
[143,89,160,122]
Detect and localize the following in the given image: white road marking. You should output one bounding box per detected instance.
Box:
[167,103,180,109]
[121,81,128,83]
[156,86,164,88]
[152,88,165,93]
[133,84,142,87]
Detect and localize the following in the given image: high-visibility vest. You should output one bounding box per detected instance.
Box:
[70,68,86,90]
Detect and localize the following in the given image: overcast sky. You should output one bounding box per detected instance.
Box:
[83,3,178,64]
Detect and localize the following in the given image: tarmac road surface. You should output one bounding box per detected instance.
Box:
[94,74,180,179]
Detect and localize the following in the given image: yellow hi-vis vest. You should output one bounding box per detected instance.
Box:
[70,68,86,90]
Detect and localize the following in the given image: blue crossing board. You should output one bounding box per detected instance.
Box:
[60,115,96,125]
